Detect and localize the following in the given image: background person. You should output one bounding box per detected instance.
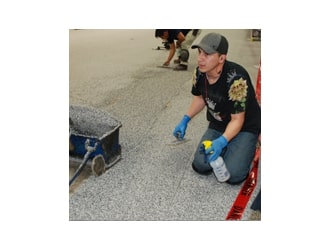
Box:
[155,29,201,70]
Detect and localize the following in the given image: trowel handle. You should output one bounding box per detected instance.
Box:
[202,140,213,151]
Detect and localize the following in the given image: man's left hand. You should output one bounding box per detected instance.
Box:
[205,136,228,162]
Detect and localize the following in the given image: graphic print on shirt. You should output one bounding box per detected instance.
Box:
[192,68,202,87]
[227,71,248,114]
[206,97,226,121]
[205,97,216,110]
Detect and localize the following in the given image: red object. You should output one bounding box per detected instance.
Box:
[225,143,260,220]
[256,62,261,105]
[226,61,261,220]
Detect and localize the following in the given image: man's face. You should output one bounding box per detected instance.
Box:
[197,48,222,73]
[160,31,169,41]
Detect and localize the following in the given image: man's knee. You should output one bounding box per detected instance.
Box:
[191,161,213,175]
[179,49,189,62]
[226,172,249,185]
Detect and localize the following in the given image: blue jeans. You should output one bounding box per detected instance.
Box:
[192,128,259,185]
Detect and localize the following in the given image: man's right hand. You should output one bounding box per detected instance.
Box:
[173,115,191,140]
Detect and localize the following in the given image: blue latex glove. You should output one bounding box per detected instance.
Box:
[205,135,228,162]
[173,115,191,139]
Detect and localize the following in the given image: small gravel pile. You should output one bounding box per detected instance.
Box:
[69,105,121,138]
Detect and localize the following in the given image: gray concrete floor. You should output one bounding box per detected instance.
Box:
[69,29,261,220]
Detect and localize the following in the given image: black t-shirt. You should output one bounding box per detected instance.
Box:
[191,60,261,134]
[167,29,191,43]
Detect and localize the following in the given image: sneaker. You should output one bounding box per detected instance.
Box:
[173,64,187,71]
[173,59,181,64]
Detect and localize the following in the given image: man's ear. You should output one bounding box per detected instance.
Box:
[219,55,226,63]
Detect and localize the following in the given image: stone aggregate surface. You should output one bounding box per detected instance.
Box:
[70,105,121,137]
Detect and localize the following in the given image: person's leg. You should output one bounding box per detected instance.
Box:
[175,29,202,70]
[180,29,202,51]
[223,132,258,185]
[191,128,222,175]
[251,190,261,211]
[192,129,258,184]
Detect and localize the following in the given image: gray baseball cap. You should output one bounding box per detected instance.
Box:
[192,33,228,54]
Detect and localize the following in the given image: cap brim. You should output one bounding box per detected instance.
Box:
[191,44,217,54]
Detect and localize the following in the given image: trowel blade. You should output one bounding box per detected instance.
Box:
[166,138,191,146]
